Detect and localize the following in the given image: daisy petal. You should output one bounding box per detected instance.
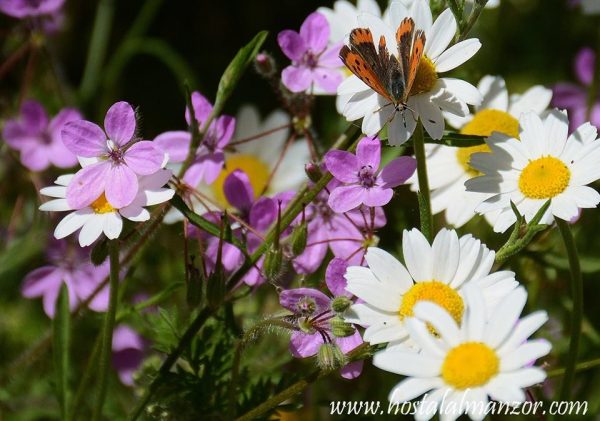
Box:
[434,39,481,73]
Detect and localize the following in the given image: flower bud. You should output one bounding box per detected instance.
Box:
[263,245,284,280]
[290,221,308,256]
[330,316,355,338]
[254,51,276,78]
[317,343,347,370]
[90,238,109,266]
[304,162,323,183]
[331,296,352,313]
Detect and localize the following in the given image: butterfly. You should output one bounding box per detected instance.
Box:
[340,17,426,113]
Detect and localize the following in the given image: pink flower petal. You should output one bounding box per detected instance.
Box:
[293,222,328,274]
[153,131,191,163]
[319,43,344,68]
[66,162,109,209]
[552,83,586,109]
[61,120,107,157]
[281,65,313,93]
[300,12,329,53]
[104,101,136,146]
[186,91,213,126]
[356,137,381,169]
[313,67,343,93]
[105,164,139,208]
[575,47,595,86]
[249,197,278,232]
[379,156,417,188]
[290,331,323,358]
[363,186,393,207]
[21,100,49,134]
[325,257,350,297]
[212,115,236,149]
[328,185,365,213]
[124,141,164,175]
[277,29,307,61]
[49,108,83,134]
[224,169,254,212]
[21,266,61,298]
[324,150,358,183]
[48,136,78,168]
[183,152,224,186]
[20,143,51,171]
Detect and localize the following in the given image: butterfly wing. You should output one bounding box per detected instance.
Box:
[395,18,415,86]
[405,30,426,96]
[340,28,392,101]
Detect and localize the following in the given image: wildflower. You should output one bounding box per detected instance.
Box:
[344,229,517,345]
[0,0,64,18]
[292,177,386,274]
[112,325,147,386]
[277,12,345,94]
[325,136,416,212]
[40,169,174,246]
[465,110,600,232]
[280,270,364,378]
[155,91,235,188]
[61,101,166,209]
[553,48,600,131]
[2,100,80,171]
[21,239,109,317]
[410,75,552,228]
[338,0,482,145]
[374,286,550,421]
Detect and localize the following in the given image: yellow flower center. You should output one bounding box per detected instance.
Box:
[212,154,271,208]
[91,193,115,214]
[456,109,520,177]
[409,56,438,96]
[518,156,571,199]
[398,281,464,334]
[442,342,499,389]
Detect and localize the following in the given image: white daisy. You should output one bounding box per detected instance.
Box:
[409,75,552,228]
[373,285,550,421]
[344,228,517,346]
[40,170,175,247]
[165,105,310,222]
[337,0,482,145]
[465,109,600,233]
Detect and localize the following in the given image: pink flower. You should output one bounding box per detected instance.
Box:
[2,100,80,171]
[325,137,416,213]
[112,325,147,386]
[292,178,386,274]
[553,48,600,132]
[21,239,109,317]
[61,101,166,209]
[0,0,64,18]
[279,281,363,379]
[277,12,344,94]
[154,91,235,186]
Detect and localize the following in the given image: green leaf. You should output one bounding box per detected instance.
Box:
[53,284,71,420]
[213,31,268,112]
[423,131,485,146]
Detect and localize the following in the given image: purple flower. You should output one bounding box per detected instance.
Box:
[279,284,363,379]
[553,48,600,131]
[112,324,146,386]
[21,239,109,317]
[61,101,166,209]
[0,0,64,18]
[2,100,80,171]
[325,137,416,213]
[154,91,235,186]
[277,12,344,94]
[293,178,386,274]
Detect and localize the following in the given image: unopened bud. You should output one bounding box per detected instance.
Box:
[330,316,355,338]
[304,162,323,183]
[331,296,352,313]
[254,51,276,78]
[317,343,347,370]
[263,245,284,280]
[290,221,308,256]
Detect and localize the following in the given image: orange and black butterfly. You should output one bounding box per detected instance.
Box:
[340,17,425,112]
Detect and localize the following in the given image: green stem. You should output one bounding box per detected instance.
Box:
[413,121,433,241]
[91,240,120,421]
[548,357,600,378]
[70,334,102,420]
[556,218,583,401]
[79,0,115,105]
[234,344,373,421]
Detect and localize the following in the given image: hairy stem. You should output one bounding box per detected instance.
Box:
[413,121,433,241]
